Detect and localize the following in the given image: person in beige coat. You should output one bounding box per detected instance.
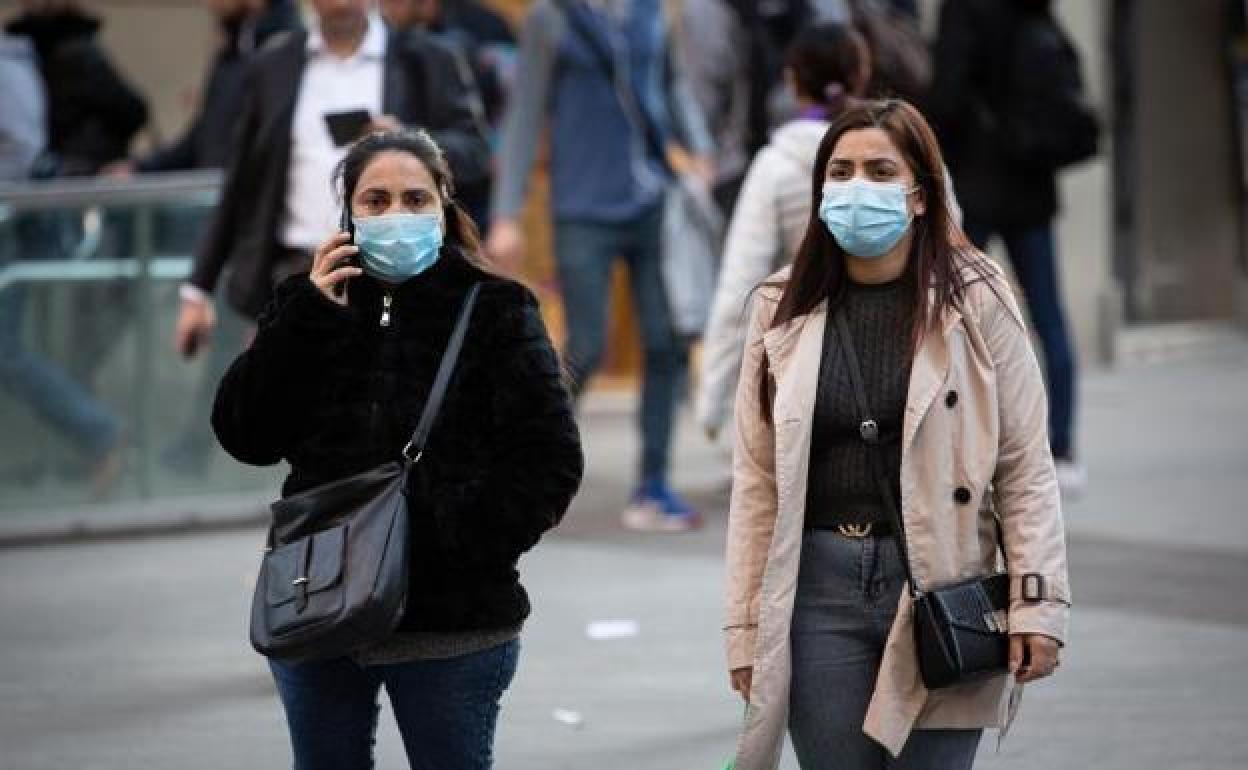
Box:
[723,100,1070,769]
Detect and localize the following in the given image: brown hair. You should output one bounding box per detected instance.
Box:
[784,22,869,113]
[756,99,992,423]
[333,129,501,277]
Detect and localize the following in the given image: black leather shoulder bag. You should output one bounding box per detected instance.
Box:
[834,309,1011,690]
[249,283,481,663]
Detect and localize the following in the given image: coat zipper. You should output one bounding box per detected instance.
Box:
[380,292,393,327]
[371,291,394,443]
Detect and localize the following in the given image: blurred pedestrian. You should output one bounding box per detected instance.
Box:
[697,22,870,442]
[6,0,147,176]
[0,32,43,181]
[928,0,1098,496]
[675,0,751,213]
[212,129,582,770]
[487,0,713,532]
[380,0,513,126]
[847,0,931,106]
[177,0,489,357]
[723,100,1070,769]
[0,30,124,498]
[678,2,863,215]
[105,0,303,177]
[8,0,151,391]
[380,0,514,229]
[100,0,303,476]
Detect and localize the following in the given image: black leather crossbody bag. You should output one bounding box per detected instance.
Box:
[834,310,1010,690]
[249,284,480,663]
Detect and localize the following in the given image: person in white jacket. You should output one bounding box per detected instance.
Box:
[696,23,870,438]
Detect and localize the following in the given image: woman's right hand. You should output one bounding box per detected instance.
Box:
[730,666,752,702]
[311,231,363,306]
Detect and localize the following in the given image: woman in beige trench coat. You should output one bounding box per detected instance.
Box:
[723,100,1071,770]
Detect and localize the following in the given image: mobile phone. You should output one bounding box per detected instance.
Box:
[335,206,356,299]
[324,109,372,147]
[339,205,355,242]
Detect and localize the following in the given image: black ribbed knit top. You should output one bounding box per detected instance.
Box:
[805,274,915,530]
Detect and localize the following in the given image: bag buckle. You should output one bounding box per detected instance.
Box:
[859,419,879,444]
[982,609,1008,633]
[402,440,423,464]
[1020,573,1046,602]
[292,575,310,613]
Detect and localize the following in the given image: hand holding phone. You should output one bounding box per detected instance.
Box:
[310,224,362,306]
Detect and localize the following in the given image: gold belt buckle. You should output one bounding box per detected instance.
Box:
[837,523,873,538]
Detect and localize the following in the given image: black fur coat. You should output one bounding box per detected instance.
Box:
[212,249,583,633]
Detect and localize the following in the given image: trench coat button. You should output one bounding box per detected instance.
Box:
[945,390,958,408]
[954,486,972,505]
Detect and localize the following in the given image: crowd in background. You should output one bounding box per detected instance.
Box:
[0,0,1093,511]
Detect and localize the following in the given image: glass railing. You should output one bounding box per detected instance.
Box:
[0,172,282,522]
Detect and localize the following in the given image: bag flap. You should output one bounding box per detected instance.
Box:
[931,573,1010,635]
[264,524,347,607]
[270,463,403,544]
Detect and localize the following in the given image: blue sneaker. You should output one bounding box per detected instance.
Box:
[621,478,703,533]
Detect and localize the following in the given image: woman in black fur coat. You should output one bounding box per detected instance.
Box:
[212,130,583,770]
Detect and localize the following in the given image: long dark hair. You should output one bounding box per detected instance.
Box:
[785,22,868,115]
[757,99,992,423]
[333,129,498,276]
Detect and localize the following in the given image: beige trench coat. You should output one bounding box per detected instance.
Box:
[724,262,1071,768]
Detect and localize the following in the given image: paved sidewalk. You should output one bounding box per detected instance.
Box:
[1,342,1246,769]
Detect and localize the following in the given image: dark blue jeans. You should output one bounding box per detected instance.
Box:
[268,639,520,770]
[0,284,121,457]
[964,221,1075,459]
[553,205,686,481]
[790,531,982,769]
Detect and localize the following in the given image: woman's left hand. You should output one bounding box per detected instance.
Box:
[1009,633,1061,683]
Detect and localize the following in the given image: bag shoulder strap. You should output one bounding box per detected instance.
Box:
[402,282,481,464]
[834,309,1008,595]
[833,309,921,596]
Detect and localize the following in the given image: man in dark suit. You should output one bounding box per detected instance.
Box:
[175,0,488,356]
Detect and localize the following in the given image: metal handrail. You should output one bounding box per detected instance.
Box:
[0,174,225,501]
[0,257,193,291]
[0,170,222,211]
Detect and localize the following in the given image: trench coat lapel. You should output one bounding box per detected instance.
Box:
[762,300,827,428]
[902,297,963,456]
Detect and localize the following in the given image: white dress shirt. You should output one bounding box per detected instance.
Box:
[281,15,386,251]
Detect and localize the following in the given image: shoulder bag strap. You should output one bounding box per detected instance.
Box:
[835,309,1009,593]
[833,308,922,597]
[553,0,668,164]
[402,282,481,465]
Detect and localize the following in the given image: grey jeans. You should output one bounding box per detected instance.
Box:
[789,529,982,770]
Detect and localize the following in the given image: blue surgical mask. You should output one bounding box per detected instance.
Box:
[818,179,916,258]
[352,212,444,283]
